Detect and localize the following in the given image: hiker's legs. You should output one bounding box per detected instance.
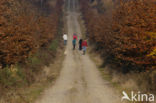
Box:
[73,44,76,50]
[79,45,82,50]
[83,50,85,55]
[64,40,67,45]
[82,46,86,55]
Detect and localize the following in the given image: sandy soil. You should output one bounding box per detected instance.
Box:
[35,0,121,103]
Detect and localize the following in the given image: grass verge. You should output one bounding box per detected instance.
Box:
[0,40,65,103]
[88,47,156,103]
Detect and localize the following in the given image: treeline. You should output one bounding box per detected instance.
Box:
[80,0,156,72]
[0,0,63,68]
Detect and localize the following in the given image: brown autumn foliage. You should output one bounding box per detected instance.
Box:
[0,0,63,67]
[112,0,156,68]
[80,0,156,71]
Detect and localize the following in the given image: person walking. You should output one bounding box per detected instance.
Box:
[82,40,88,55]
[79,39,83,50]
[63,33,68,45]
[72,39,76,50]
[73,33,77,40]
[72,33,77,50]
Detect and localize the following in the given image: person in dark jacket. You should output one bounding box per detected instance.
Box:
[79,39,83,50]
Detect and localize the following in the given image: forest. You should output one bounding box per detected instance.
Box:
[0,0,63,102]
[0,0,63,68]
[0,0,156,102]
[80,0,156,72]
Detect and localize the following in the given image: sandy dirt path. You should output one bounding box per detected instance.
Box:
[35,0,121,103]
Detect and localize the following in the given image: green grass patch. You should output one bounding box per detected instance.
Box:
[49,39,59,51]
[99,68,112,81]
[28,55,41,65]
[0,65,26,87]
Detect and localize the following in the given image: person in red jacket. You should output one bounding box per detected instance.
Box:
[73,33,77,40]
[82,40,88,55]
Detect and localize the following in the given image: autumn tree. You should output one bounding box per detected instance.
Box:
[80,0,156,71]
[0,0,63,67]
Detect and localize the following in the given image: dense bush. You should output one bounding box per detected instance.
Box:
[0,0,63,67]
[80,0,156,71]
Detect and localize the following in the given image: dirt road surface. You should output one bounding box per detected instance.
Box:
[35,0,121,103]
